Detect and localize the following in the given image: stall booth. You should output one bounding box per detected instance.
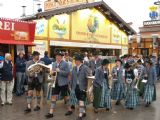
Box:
[0,18,36,63]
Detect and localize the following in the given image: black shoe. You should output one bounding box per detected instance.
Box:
[65,111,73,116]
[82,113,86,118]
[145,103,150,107]
[76,116,82,120]
[71,105,75,110]
[34,106,40,111]
[24,108,31,113]
[115,101,121,105]
[45,113,54,119]
[1,103,5,106]
[106,108,110,111]
[129,108,134,110]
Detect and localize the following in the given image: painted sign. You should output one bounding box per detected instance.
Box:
[49,14,69,39]
[0,18,35,44]
[111,24,121,44]
[35,19,48,37]
[121,31,128,45]
[44,0,94,11]
[32,40,48,58]
[71,9,110,43]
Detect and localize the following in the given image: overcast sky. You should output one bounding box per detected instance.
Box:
[0,0,155,32]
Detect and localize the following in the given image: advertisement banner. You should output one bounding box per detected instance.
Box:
[0,18,36,44]
[111,24,122,44]
[32,40,48,58]
[49,14,70,39]
[121,31,128,45]
[35,19,48,37]
[71,9,110,43]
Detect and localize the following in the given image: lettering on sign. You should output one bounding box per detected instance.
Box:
[0,20,15,31]
[44,0,90,11]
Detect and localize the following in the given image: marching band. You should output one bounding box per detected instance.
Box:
[21,51,158,119]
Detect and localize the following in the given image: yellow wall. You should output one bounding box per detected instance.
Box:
[71,9,111,43]
[49,14,70,40]
[34,8,129,47]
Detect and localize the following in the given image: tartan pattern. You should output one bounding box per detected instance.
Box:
[69,90,78,105]
[144,84,156,103]
[99,80,112,109]
[125,85,139,108]
[111,82,126,100]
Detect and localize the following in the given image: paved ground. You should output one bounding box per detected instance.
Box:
[0,83,160,120]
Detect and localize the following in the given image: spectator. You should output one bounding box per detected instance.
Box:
[1,53,14,106]
[40,51,52,65]
[16,51,26,96]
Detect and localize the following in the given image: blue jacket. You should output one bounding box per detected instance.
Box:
[41,55,52,65]
[1,60,13,81]
[16,57,26,73]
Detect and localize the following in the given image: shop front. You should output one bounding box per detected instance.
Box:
[0,18,36,62]
[23,1,136,69]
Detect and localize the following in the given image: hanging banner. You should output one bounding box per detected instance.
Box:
[0,18,36,45]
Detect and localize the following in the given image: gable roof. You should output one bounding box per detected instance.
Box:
[22,1,136,35]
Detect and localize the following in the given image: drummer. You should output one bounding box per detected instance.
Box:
[93,59,111,113]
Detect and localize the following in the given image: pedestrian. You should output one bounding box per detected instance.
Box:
[45,51,72,119]
[143,60,157,107]
[24,51,44,113]
[1,53,14,106]
[124,63,139,110]
[93,59,112,113]
[89,52,102,75]
[16,51,26,96]
[111,59,126,105]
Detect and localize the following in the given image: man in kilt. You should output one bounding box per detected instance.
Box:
[93,59,112,113]
[124,63,139,110]
[45,52,72,119]
[24,51,44,113]
[111,59,126,105]
[144,60,157,107]
[69,54,90,120]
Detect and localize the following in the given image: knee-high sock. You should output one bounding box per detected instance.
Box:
[79,101,85,117]
[51,101,56,109]
[37,96,41,106]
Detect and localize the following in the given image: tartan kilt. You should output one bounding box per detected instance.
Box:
[144,84,156,103]
[111,82,126,100]
[69,90,78,105]
[99,81,112,109]
[69,90,89,106]
[125,86,139,108]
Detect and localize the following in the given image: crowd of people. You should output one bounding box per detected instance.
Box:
[0,51,158,120]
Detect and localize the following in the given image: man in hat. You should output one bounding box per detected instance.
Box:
[93,59,112,113]
[89,52,102,75]
[45,51,72,119]
[111,59,126,105]
[24,51,44,113]
[69,54,90,120]
[143,60,157,107]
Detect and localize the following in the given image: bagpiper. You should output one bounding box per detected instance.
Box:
[111,59,126,105]
[143,60,157,107]
[93,59,112,113]
[69,54,90,120]
[124,63,139,110]
[45,52,72,119]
